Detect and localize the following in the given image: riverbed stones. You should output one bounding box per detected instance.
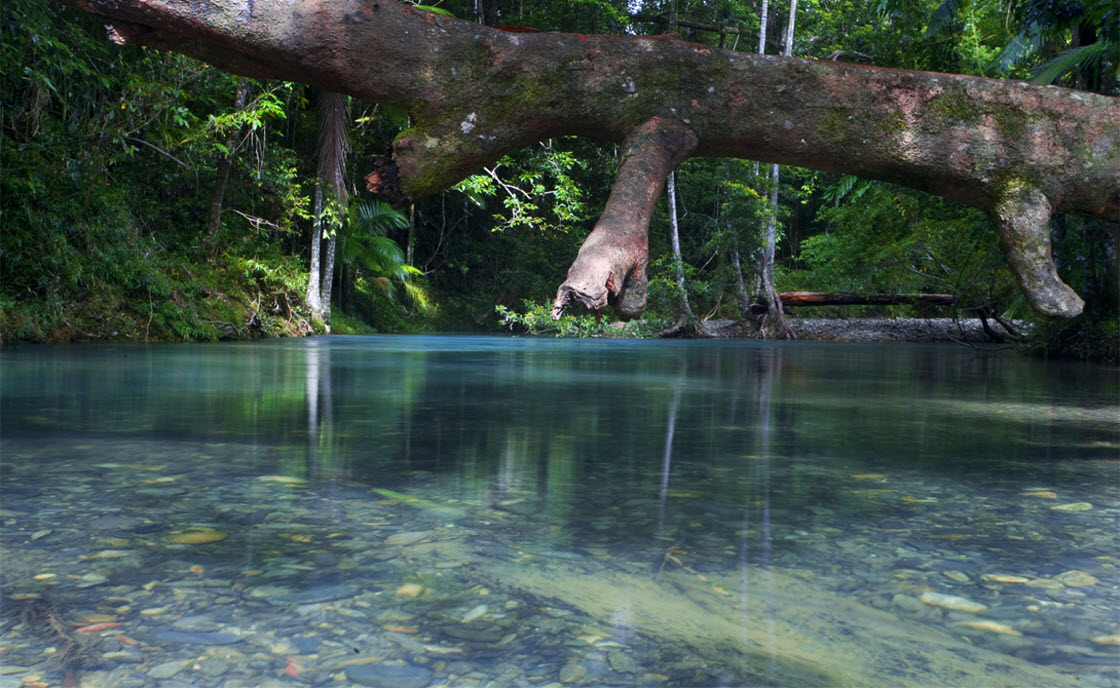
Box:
[1051,502,1094,512]
[2,427,1115,688]
[343,662,433,688]
[165,531,228,544]
[386,531,430,546]
[607,649,637,673]
[956,620,1023,636]
[148,660,188,679]
[155,628,244,645]
[170,614,220,632]
[981,574,1030,584]
[395,582,424,598]
[918,592,988,613]
[1055,570,1099,587]
[559,661,587,683]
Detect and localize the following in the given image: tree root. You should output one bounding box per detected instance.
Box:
[659,317,715,339]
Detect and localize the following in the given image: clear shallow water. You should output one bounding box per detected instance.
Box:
[1,335,1117,687]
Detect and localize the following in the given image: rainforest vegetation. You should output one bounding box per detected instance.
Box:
[2,0,1116,358]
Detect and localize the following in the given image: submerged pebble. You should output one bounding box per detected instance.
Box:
[155,629,243,645]
[147,660,188,679]
[1055,570,1099,587]
[344,662,433,688]
[1051,502,1094,512]
[559,661,587,683]
[956,620,1022,636]
[918,592,988,613]
[165,531,227,544]
[608,649,637,673]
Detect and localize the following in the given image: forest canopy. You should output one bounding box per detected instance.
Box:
[2,0,1117,358]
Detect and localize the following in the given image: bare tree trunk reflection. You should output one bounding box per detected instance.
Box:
[305,340,333,478]
[737,346,783,682]
[657,360,687,538]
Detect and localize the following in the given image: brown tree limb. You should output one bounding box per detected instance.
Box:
[58,0,1120,320]
[552,117,697,320]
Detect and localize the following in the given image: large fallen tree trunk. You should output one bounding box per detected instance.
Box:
[60,0,1120,320]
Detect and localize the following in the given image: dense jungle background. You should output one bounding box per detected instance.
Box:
[2,0,1117,358]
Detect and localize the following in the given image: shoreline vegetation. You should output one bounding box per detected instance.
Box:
[2,2,1116,361]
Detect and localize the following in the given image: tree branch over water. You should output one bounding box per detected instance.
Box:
[59,0,1120,320]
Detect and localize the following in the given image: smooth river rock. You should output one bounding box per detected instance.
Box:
[918,592,988,613]
[343,663,433,688]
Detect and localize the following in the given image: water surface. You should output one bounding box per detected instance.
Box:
[2,336,1117,687]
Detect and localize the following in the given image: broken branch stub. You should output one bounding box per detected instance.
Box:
[991,180,1085,318]
[552,117,698,321]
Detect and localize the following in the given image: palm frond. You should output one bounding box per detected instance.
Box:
[351,200,409,237]
[990,27,1044,74]
[401,280,433,312]
[1030,40,1111,85]
[925,0,962,37]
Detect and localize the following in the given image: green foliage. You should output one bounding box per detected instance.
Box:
[453,141,587,233]
[3,0,1114,360]
[411,4,458,19]
[496,301,670,338]
[343,201,430,316]
[1021,217,1119,361]
[0,0,312,342]
[995,0,1118,91]
[783,177,1018,315]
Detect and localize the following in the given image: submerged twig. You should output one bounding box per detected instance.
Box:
[6,595,96,688]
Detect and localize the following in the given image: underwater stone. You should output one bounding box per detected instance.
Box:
[344,662,433,688]
[918,592,988,613]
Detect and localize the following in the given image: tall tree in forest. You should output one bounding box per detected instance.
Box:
[306,91,350,325]
[666,170,694,321]
[664,1,694,323]
[756,0,796,340]
[205,79,250,238]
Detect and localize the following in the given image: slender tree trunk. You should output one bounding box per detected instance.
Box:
[320,233,337,328]
[758,0,770,55]
[314,92,350,327]
[667,171,693,320]
[407,204,416,266]
[756,0,796,339]
[730,242,752,318]
[664,4,694,324]
[306,186,323,317]
[205,79,249,238]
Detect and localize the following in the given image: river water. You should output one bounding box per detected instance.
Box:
[1,335,1117,687]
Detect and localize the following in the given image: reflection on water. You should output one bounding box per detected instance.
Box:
[1,336,1117,687]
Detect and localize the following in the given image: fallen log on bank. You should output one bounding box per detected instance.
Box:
[779,292,956,307]
[749,292,956,313]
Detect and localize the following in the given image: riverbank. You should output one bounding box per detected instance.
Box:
[707,317,1016,343]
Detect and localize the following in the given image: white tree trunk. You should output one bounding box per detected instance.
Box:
[756,0,797,339]
[667,171,694,319]
[306,186,323,317]
[320,233,336,328]
[730,241,752,318]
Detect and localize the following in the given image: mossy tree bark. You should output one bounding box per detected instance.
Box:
[62,0,1120,320]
